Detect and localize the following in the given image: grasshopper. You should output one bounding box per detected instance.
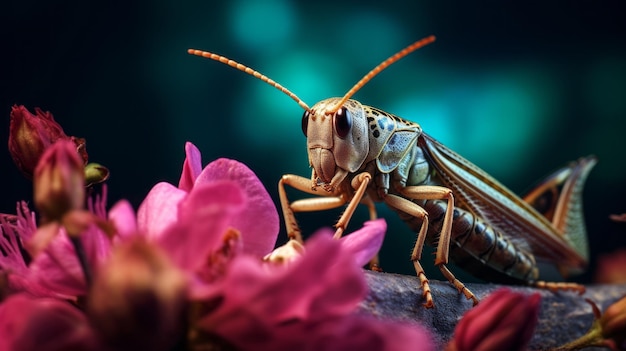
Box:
[188,35,596,307]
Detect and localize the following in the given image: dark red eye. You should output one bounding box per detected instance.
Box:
[333,107,352,138]
[301,110,310,136]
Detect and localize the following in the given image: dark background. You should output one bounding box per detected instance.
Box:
[2,0,625,283]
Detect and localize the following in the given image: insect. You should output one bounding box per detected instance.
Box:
[188,35,596,308]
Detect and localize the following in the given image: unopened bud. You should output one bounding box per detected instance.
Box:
[84,163,110,187]
[8,105,87,179]
[33,140,85,222]
[600,295,626,348]
[447,289,541,351]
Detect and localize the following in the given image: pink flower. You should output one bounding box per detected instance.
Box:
[113,142,386,277]
[132,142,279,259]
[0,294,98,351]
[0,194,111,298]
[194,231,433,351]
[1,137,421,350]
[446,288,541,351]
[8,105,87,179]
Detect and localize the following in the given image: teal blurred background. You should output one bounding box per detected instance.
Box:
[2,1,625,283]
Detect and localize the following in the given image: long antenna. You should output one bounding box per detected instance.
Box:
[329,35,436,114]
[187,49,310,111]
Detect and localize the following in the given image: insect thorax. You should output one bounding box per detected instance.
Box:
[356,105,433,201]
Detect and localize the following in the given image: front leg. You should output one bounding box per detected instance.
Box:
[278,174,347,243]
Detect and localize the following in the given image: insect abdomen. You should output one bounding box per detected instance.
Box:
[393,199,539,284]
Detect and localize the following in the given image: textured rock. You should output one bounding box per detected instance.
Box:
[359,270,626,350]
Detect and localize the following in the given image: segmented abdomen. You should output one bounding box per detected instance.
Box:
[393,199,539,284]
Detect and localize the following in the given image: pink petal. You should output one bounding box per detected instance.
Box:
[81,225,112,269]
[302,233,368,319]
[157,180,246,272]
[198,233,367,336]
[0,294,97,351]
[340,219,386,267]
[5,274,69,299]
[137,182,186,240]
[196,233,429,351]
[195,158,279,257]
[108,200,137,239]
[309,315,435,351]
[178,142,203,192]
[26,222,60,257]
[29,230,90,296]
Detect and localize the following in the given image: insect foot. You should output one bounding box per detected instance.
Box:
[411,259,434,308]
[438,265,480,306]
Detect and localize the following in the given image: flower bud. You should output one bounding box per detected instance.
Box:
[33,139,86,222]
[600,295,626,349]
[84,162,110,187]
[447,288,541,351]
[8,105,87,178]
[87,238,188,351]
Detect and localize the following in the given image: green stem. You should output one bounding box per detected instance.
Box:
[549,319,609,351]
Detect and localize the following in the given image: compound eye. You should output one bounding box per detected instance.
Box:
[333,107,352,138]
[301,110,310,136]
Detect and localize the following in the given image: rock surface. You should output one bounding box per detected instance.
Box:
[359,270,626,350]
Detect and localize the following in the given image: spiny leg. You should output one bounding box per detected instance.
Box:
[532,280,586,294]
[278,173,346,243]
[332,172,372,239]
[359,195,383,271]
[383,194,434,308]
[399,185,478,306]
[327,172,381,269]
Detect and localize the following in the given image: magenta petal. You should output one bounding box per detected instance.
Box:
[311,315,435,351]
[197,234,370,350]
[178,142,203,192]
[137,182,186,240]
[26,222,60,257]
[201,234,366,327]
[157,180,246,272]
[5,274,68,299]
[0,294,97,351]
[28,232,89,296]
[195,158,279,257]
[108,200,137,239]
[81,225,112,270]
[303,233,368,319]
[340,219,386,267]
